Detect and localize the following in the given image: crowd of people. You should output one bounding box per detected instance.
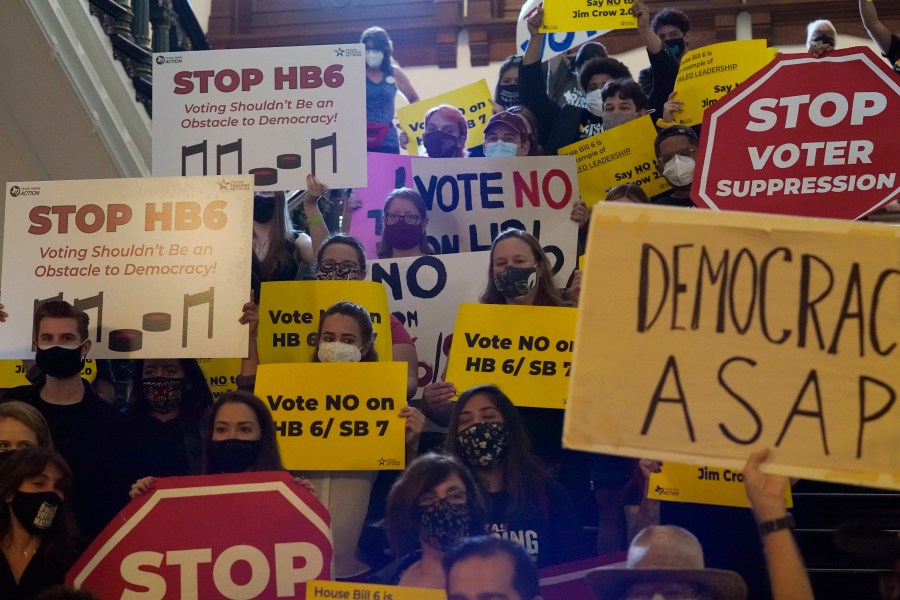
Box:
[1,0,898,598]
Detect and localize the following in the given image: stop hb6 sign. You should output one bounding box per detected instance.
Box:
[67,472,332,599]
[693,47,900,220]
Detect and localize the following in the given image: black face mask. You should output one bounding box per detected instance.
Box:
[11,490,62,535]
[493,265,537,300]
[496,84,520,108]
[35,343,85,379]
[253,196,276,223]
[210,439,262,473]
[456,422,510,469]
[417,499,470,551]
[811,34,835,47]
[422,131,459,158]
[664,38,686,60]
[142,377,184,415]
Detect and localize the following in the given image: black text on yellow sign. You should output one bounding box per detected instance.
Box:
[256,362,407,471]
[446,304,578,410]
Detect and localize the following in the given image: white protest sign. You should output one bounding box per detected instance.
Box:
[153,44,366,190]
[412,156,580,286]
[367,252,487,399]
[516,0,609,60]
[0,176,252,359]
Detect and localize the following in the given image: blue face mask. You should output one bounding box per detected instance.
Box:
[484,140,519,158]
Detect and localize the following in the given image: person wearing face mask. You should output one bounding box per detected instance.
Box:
[445,385,581,567]
[638,5,691,113]
[361,26,419,154]
[599,79,651,132]
[0,447,81,599]
[494,55,523,113]
[548,41,609,110]
[482,111,533,158]
[421,105,469,158]
[125,359,213,484]
[651,125,700,207]
[806,19,837,58]
[315,235,419,399]
[0,301,130,542]
[308,301,425,579]
[376,188,432,259]
[520,3,677,156]
[371,453,485,589]
[251,189,316,300]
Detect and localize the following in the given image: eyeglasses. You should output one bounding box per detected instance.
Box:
[384,212,422,225]
[657,146,697,166]
[316,260,361,276]
[417,489,468,509]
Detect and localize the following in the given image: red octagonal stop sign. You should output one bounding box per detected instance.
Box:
[694,47,900,220]
[67,472,332,599]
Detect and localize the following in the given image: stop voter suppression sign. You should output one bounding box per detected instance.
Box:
[694,47,900,220]
[67,472,332,599]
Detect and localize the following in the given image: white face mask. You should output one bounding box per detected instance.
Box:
[317,341,362,363]
[484,140,519,157]
[585,89,605,117]
[365,51,384,69]
[662,154,696,187]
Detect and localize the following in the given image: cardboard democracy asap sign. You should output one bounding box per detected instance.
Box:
[368,252,488,399]
[565,204,899,490]
[694,47,900,220]
[352,156,580,286]
[1,177,252,359]
[67,472,332,598]
[153,44,366,190]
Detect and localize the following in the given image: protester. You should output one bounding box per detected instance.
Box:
[506,106,543,156]
[571,184,652,257]
[0,447,81,599]
[807,19,837,58]
[376,187,432,258]
[0,301,130,541]
[652,125,700,207]
[483,111,534,158]
[315,234,419,399]
[251,189,313,298]
[548,41,609,109]
[639,7,692,97]
[0,401,53,455]
[599,79,651,132]
[372,453,485,588]
[445,384,582,566]
[422,105,468,158]
[743,449,815,600]
[362,26,419,154]
[444,536,543,600]
[520,3,677,155]
[585,525,748,600]
[494,55,523,112]
[126,358,213,478]
[859,0,900,73]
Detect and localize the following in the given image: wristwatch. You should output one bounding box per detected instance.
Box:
[758,513,795,536]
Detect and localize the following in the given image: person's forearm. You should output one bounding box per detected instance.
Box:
[638,21,662,55]
[859,0,893,51]
[761,529,815,600]
[524,33,543,65]
[304,198,331,253]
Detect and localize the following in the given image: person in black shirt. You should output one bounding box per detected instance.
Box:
[652,125,700,207]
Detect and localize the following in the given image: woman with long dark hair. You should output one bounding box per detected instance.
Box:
[445,385,580,566]
[0,447,80,598]
[126,358,213,478]
[362,26,419,154]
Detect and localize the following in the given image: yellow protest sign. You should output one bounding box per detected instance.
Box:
[306,580,446,600]
[256,362,407,470]
[446,304,577,410]
[559,116,670,205]
[0,359,97,389]
[196,358,242,401]
[542,0,636,33]
[565,204,900,490]
[673,40,777,126]
[648,462,793,508]
[397,80,493,154]
[258,281,392,364]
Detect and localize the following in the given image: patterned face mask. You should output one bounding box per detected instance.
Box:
[417,498,470,551]
[493,265,537,300]
[142,377,184,414]
[455,422,510,469]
